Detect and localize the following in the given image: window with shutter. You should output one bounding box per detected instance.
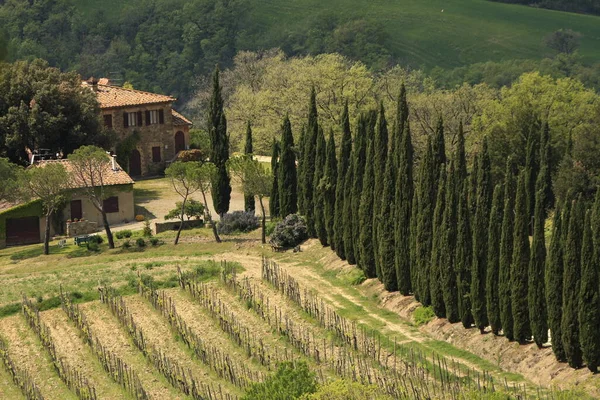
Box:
[137,111,143,126]
[127,112,137,127]
[103,196,119,213]
[152,146,161,162]
[145,110,151,126]
[123,112,129,128]
[158,109,164,124]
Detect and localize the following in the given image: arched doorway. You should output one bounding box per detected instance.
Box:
[175,131,185,153]
[129,149,142,177]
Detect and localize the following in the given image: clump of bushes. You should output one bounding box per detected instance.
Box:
[269,214,308,249]
[136,238,146,248]
[217,211,259,234]
[116,230,132,239]
[243,362,316,400]
[122,239,132,249]
[413,306,435,326]
[149,237,160,246]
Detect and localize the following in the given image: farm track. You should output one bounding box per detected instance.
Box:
[121,295,241,398]
[0,315,77,400]
[80,302,188,400]
[41,309,130,399]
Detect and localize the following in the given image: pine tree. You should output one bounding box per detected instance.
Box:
[302,88,319,237]
[269,139,280,218]
[471,138,492,333]
[430,165,447,317]
[528,178,549,348]
[349,114,369,265]
[562,197,584,369]
[499,159,516,341]
[546,201,566,361]
[373,103,389,278]
[395,123,413,295]
[358,137,376,278]
[486,184,504,335]
[511,171,531,344]
[313,126,328,246]
[322,129,337,248]
[456,182,473,328]
[442,161,459,322]
[278,116,298,218]
[244,121,255,213]
[334,103,352,258]
[208,66,231,217]
[579,209,600,373]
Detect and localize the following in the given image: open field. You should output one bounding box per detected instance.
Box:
[73,0,600,69]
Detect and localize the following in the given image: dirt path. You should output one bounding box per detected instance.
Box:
[40,309,129,399]
[80,301,188,400]
[0,315,77,400]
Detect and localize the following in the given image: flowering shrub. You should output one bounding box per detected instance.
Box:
[269,214,308,249]
[217,211,259,235]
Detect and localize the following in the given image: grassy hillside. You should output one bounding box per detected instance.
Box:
[249,0,600,68]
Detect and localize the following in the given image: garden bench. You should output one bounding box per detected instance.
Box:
[58,239,67,248]
[74,235,90,246]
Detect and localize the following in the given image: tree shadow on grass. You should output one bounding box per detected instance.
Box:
[9,243,100,261]
[134,187,161,202]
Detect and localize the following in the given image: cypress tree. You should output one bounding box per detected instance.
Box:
[528,176,549,348]
[358,137,376,278]
[562,197,584,369]
[455,121,467,182]
[546,201,566,361]
[278,116,298,218]
[471,138,492,334]
[269,139,280,218]
[432,116,446,177]
[322,129,337,248]
[525,124,540,231]
[378,155,397,291]
[593,188,600,251]
[349,114,369,265]
[342,159,355,264]
[486,184,504,335]
[395,123,413,295]
[410,191,419,298]
[456,182,473,328]
[244,121,255,213]
[334,103,352,258]
[297,125,306,215]
[499,159,516,341]
[441,161,459,322]
[469,155,479,215]
[313,126,328,246]
[430,165,447,317]
[579,209,600,373]
[303,88,319,237]
[373,103,389,278]
[511,171,531,344]
[208,66,231,218]
[539,123,554,213]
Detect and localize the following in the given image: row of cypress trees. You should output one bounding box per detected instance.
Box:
[270,85,599,372]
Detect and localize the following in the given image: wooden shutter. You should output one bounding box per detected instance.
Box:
[152,146,161,162]
[145,110,151,125]
[158,109,164,124]
[103,196,119,213]
[137,111,143,126]
[123,112,129,128]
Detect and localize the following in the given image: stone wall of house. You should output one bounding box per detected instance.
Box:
[102,103,178,176]
[66,220,98,237]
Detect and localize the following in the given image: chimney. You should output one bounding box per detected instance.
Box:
[111,154,117,171]
[87,76,99,92]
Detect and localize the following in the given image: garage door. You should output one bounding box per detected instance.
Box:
[6,216,41,246]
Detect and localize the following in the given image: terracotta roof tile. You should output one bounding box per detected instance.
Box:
[32,158,134,188]
[82,81,175,109]
[172,109,192,126]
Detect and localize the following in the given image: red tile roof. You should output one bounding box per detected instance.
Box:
[172,110,192,126]
[32,158,134,188]
[82,81,175,109]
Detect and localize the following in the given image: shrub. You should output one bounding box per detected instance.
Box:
[87,242,100,252]
[164,199,205,221]
[136,238,146,248]
[243,362,316,400]
[116,230,132,239]
[265,219,280,236]
[149,237,160,246]
[413,306,435,326]
[122,239,132,248]
[143,219,152,237]
[269,214,308,249]
[88,235,103,244]
[218,211,259,235]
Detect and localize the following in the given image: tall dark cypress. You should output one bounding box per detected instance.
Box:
[342,158,355,264]
[372,103,389,278]
[358,137,376,278]
[562,197,583,369]
[313,127,328,246]
[511,171,531,344]
[499,159,516,341]
[297,125,306,215]
[322,129,337,247]
[269,140,280,218]
[334,103,352,258]
[471,138,492,334]
[208,66,231,217]
[349,114,369,265]
[539,123,554,213]
[302,88,319,237]
[456,183,473,328]
[430,165,447,317]
[455,121,467,183]
[546,201,566,361]
[528,176,549,348]
[395,123,413,295]
[410,191,419,298]
[486,184,504,335]
[244,121,255,213]
[432,116,447,177]
[278,117,298,218]
[525,125,540,231]
[579,209,600,373]
[442,161,459,322]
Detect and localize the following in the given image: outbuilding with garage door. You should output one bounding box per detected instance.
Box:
[0,200,45,249]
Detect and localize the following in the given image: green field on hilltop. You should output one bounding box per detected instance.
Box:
[74,0,600,69]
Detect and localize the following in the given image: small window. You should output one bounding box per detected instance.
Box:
[127,112,137,127]
[152,146,161,162]
[103,196,119,213]
[103,114,113,129]
[158,109,164,124]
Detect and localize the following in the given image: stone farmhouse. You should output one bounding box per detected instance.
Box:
[83,78,192,177]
